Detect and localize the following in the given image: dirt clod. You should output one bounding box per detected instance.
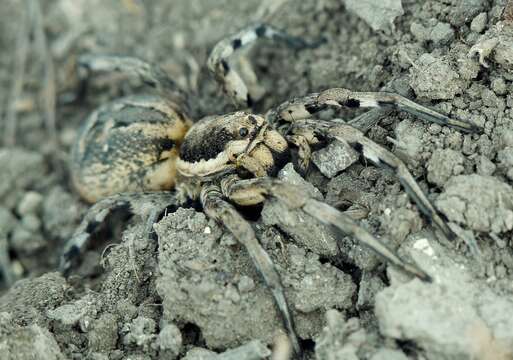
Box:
[436,174,513,233]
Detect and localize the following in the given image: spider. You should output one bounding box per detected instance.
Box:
[60,23,480,357]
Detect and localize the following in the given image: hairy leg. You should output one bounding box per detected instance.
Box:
[267,88,482,134]
[59,192,178,274]
[291,120,481,256]
[200,183,301,356]
[208,23,324,107]
[220,175,431,281]
[286,133,312,176]
[76,54,189,111]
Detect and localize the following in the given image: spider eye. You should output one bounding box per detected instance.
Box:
[239,127,249,137]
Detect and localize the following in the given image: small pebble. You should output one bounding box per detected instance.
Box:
[470,12,487,33]
[158,323,182,355]
[238,276,255,293]
[491,77,508,96]
[17,191,43,215]
[312,140,359,178]
[476,155,496,176]
[430,22,454,46]
[21,214,41,231]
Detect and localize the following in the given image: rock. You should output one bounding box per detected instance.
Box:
[123,316,156,348]
[263,164,339,257]
[155,209,355,348]
[157,323,182,359]
[426,148,465,187]
[370,349,409,360]
[0,149,47,209]
[430,22,454,46]
[88,313,119,352]
[491,77,507,95]
[277,163,323,200]
[17,191,43,215]
[315,310,367,360]
[436,175,513,233]
[0,273,67,325]
[497,147,513,168]
[494,38,513,71]
[183,348,218,360]
[216,340,270,360]
[0,324,66,360]
[47,293,100,326]
[476,155,496,176]
[356,271,386,310]
[409,54,464,100]
[470,12,487,33]
[375,232,513,360]
[42,186,83,240]
[182,341,270,360]
[394,119,425,160]
[312,140,359,178]
[447,0,487,27]
[262,198,339,257]
[343,0,403,33]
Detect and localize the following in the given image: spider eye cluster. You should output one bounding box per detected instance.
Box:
[239,127,249,137]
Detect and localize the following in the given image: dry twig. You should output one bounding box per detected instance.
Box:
[32,0,57,145]
[3,0,29,146]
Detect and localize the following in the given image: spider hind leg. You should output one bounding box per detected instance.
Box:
[200,183,302,357]
[59,192,179,275]
[325,123,482,257]
[222,175,432,281]
[76,54,189,110]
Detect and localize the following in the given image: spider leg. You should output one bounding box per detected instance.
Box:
[322,123,481,256]
[268,88,482,134]
[76,54,189,110]
[221,175,431,282]
[208,23,324,107]
[286,134,312,176]
[59,192,178,275]
[200,183,301,357]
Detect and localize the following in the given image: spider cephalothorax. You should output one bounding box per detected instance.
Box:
[60,23,481,357]
[177,112,290,179]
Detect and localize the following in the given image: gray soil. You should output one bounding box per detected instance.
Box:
[1,0,513,359]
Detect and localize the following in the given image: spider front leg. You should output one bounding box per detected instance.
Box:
[208,24,324,108]
[220,175,431,282]
[76,54,189,110]
[268,88,482,134]
[200,183,301,357]
[59,192,179,275]
[300,121,482,257]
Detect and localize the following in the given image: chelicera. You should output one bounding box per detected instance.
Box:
[61,23,481,357]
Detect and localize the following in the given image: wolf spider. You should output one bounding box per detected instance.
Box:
[60,23,480,356]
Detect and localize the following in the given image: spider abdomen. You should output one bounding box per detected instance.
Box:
[71,95,191,203]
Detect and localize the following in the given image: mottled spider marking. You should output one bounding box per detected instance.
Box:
[177,112,289,178]
[179,113,261,163]
[269,88,482,135]
[72,95,191,203]
[60,192,179,273]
